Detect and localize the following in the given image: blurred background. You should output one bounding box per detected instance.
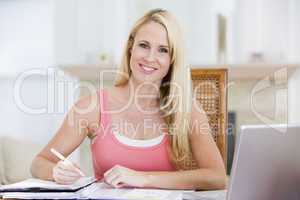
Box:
[0,0,299,184]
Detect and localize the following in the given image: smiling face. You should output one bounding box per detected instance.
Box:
[129,21,171,85]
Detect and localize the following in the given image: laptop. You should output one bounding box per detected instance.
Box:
[227,124,300,200]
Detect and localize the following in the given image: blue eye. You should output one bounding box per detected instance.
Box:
[139,43,148,48]
[159,47,168,53]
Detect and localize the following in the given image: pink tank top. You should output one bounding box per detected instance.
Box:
[91,89,175,180]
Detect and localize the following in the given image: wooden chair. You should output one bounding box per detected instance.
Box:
[190,68,228,169]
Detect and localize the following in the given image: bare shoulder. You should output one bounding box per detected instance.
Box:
[70,92,100,131]
[73,92,99,114]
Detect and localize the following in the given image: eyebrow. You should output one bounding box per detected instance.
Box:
[159,45,169,49]
[138,40,169,49]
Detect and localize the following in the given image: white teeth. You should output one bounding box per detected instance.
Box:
[143,67,155,71]
[141,64,156,71]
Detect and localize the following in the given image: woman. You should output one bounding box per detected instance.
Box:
[31,8,226,190]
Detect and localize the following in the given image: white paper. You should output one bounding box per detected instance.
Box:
[0,176,96,191]
[1,179,203,200]
[80,183,189,200]
[122,189,183,200]
[1,192,78,199]
[182,190,227,200]
[0,181,127,200]
[78,182,130,199]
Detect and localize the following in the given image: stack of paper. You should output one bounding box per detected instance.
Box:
[78,182,130,199]
[0,176,96,192]
[122,189,182,200]
[0,177,187,200]
[182,190,227,200]
[1,191,80,199]
[0,177,96,199]
[79,182,183,200]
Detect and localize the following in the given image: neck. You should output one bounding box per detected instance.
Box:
[124,78,161,110]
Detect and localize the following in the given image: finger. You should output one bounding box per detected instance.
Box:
[57,166,82,177]
[73,163,82,169]
[53,164,79,185]
[54,170,80,183]
[54,176,75,185]
[60,160,77,171]
[103,167,114,178]
[53,170,71,184]
[56,172,81,182]
[104,173,118,187]
[57,164,81,176]
[58,162,83,177]
[117,183,128,188]
[104,164,123,177]
[54,165,81,182]
[110,174,123,188]
[62,161,85,177]
[104,172,118,186]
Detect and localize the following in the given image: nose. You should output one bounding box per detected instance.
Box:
[145,49,156,62]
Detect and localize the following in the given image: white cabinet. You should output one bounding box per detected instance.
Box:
[2,0,298,76]
[55,0,226,66]
[54,0,127,66]
[232,0,298,63]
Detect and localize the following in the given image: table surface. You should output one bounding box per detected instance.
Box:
[183,190,226,200]
[1,190,227,200]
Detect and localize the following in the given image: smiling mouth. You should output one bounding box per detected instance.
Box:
[139,64,158,74]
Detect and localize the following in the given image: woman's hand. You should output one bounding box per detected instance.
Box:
[52,160,83,185]
[104,165,150,188]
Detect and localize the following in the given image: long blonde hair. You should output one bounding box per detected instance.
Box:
[114,9,193,169]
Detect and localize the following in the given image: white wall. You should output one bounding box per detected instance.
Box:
[126,0,219,65]
[287,0,300,123]
[288,68,300,123]
[54,0,225,66]
[189,0,218,64]
[55,0,128,65]
[54,0,78,65]
[0,0,55,75]
[0,1,70,143]
[2,0,297,70]
[0,70,80,140]
[229,78,288,134]
[0,77,59,143]
[0,0,81,162]
[288,0,300,62]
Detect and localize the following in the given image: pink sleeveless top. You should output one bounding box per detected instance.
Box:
[91,89,175,180]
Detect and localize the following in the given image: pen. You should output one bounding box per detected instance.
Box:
[50,148,85,177]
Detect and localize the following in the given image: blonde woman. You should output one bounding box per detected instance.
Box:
[31,9,226,190]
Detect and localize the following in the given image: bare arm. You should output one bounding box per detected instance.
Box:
[144,103,226,190]
[30,93,100,181]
